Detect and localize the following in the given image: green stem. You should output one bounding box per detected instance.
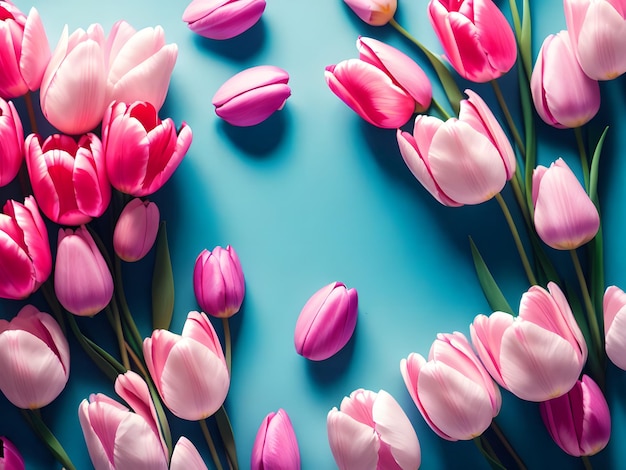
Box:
[199,419,224,470]
[41,280,67,336]
[114,255,144,355]
[510,173,531,230]
[582,455,593,470]
[491,80,525,157]
[490,421,527,470]
[431,97,451,120]
[21,409,76,470]
[222,317,232,374]
[107,303,130,370]
[23,91,38,135]
[575,127,590,191]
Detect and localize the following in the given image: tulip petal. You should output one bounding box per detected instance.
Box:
[470,312,513,388]
[327,409,379,470]
[113,413,168,470]
[171,437,208,470]
[183,0,266,40]
[79,397,124,469]
[0,230,35,299]
[20,8,50,90]
[472,0,517,75]
[215,82,291,127]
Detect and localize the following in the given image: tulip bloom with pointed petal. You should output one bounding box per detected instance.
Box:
[471,282,588,402]
[397,89,515,206]
[602,285,626,370]
[327,389,421,470]
[251,409,301,470]
[143,311,230,421]
[0,97,24,187]
[400,332,501,441]
[427,0,517,82]
[343,0,397,26]
[212,65,291,127]
[114,198,160,262]
[183,0,266,39]
[0,305,69,409]
[0,437,24,470]
[532,158,599,250]
[540,375,610,457]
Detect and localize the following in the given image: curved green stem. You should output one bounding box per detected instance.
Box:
[199,419,224,470]
[490,421,527,470]
[106,303,130,370]
[510,173,531,229]
[21,409,76,470]
[222,318,232,374]
[575,127,590,191]
[491,80,525,157]
[582,455,594,470]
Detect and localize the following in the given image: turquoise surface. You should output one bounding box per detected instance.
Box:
[2,0,626,468]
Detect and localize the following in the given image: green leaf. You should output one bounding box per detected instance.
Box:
[473,436,508,470]
[589,126,609,205]
[215,406,239,470]
[469,238,514,314]
[152,221,175,330]
[520,0,532,79]
[21,409,77,470]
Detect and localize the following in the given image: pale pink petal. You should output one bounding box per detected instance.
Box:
[78,399,118,470]
[113,414,168,470]
[327,408,379,470]
[143,330,179,398]
[171,436,208,470]
[603,285,626,335]
[469,312,513,387]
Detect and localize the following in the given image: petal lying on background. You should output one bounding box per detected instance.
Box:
[215,82,291,127]
[212,65,288,106]
[327,408,379,470]
[184,0,266,40]
[171,436,209,470]
[21,8,50,90]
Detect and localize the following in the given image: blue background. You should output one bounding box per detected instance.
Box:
[2,0,626,468]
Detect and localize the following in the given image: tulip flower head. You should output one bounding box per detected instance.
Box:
[251,409,301,470]
[114,198,160,262]
[0,437,25,470]
[343,0,397,26]
[0,97,24,187]
[183,0,266,40]
[603,285,626,370]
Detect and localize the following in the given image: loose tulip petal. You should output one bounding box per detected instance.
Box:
[183,0,266,40]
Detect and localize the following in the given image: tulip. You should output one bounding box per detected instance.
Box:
[603,285,626,370]
[294,281,358,361]
[170,437,209,470]
[343,0,397,26]
[183,0,266,40]
[54,226,114,316]
[114,198,160,262]
[212,65,291,127]
[400,332,501,441]
[540,375,610,457]
[251,409,301,470]
[0,437,25,470]
[0,97,24,187]
[327,389,421,470]
[102,101,192,196]
[193,245,245,318]
[0,305,70,409]
[532,158,599,250]
[0,196,51,300]
[471,282,588,402]
[25,132,111,226]
[564,0,626,80]
[397,89,515,206]
[531,31,600,129]
[427,0,517,82]
[143,311,230,420]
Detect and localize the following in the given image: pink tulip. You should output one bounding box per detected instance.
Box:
[0,305,70,409]
[343,0,397,26]
[400,332,501,441]
[212,65,291,127]
[143,311,230,420]
[0,437,25,470]
[25,132,110,226]
[0,97,24,187]
[540,375,610,457]
[0,196,51,300]
[531,31,600,129]
[193,245,245,318]
[251,409,301,470]
[532,158,599,250]
[183,0,266,40]
[602,285,626,370]
[102,101,192,196]
[54,226,114,317]
[564,0,626,80]
[294,281,358,361]
[0,2,50,98]
[397,89,515,206]
[170,437,209,470]
[471,282,588,402]
[327,389,421,470]
[114,198,160,262]
[427,0,517,82]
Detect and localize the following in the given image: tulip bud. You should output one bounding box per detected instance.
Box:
[183,0,266,40]
[114,198,160,262]
[212,65,291,127]
[343,0,397,26]
[0,437,25,470]
[294,282,358,361]
[251,409,301,470]
[603,285,626,370]
[0,98,24,187]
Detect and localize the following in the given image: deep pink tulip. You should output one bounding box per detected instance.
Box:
[564,0,626,80]
[143,311,230,421]
[193,245,245,318]
[54,226,114,317]
[471,282,588,402]
[294,281,358,361]
[532,158,599,250]
[0,305,70,409]
[540,375,610,457]
[251,409,301,470]
[343,0,397,26]
[400,332,501,441]
[183,0,266,40]
[0,97,24,187]
[0,196,51,300]
[603,285,626,370]
[397,89,515,206]
[102,101,192,197]
[531,31,600,129]
[427,0,517,82]
[327,389,421,470]
[114,198,160,262]
[25,132,110,226]
[212,65,290,127]
[0,437,25,470]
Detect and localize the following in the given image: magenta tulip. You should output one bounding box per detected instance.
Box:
[471,282,588,402]
[114,198,160,262]
[427,0,517,82]
[251,409,301,470]
[532,158,599,250]
[397,89,515,206]
[343,0,397,26]
[531,31,600,129]
[0,196,51,300]
[327,389,421,470]
[25,132,111,226]
[212,65,290,127]
[540,375,610,457]
[0,97,24,187]
[54,226,114,316]
[400,332,501,441]
[193,245,245,318]
[183,0,266,40]
[0,437,25,470]
[0,305,70,409]
[603,285,626,370]
[143,311,230,421]
[294,281,358,361]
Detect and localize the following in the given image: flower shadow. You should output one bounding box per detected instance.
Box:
[305,318,358,385]
[191,19,267,62]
